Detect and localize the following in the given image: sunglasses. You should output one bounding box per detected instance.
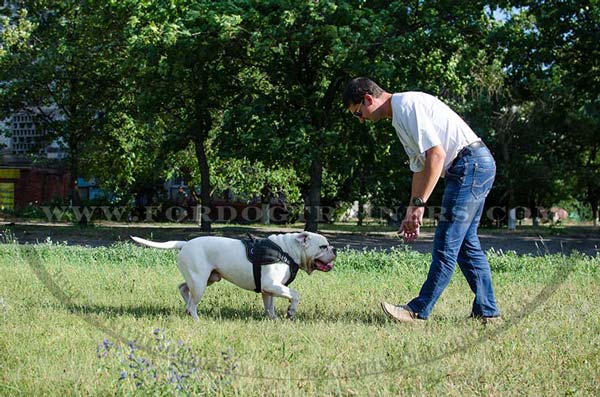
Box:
[352,99,365,118]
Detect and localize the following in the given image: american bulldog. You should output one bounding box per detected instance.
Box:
[131,232,336,320]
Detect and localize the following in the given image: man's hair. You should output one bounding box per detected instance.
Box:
[342,77,385,106]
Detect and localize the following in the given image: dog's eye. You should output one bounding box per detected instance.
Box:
[319,245,328,249]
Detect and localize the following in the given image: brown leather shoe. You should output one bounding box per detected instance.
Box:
[482,316,502,324]
[381,302,422,323]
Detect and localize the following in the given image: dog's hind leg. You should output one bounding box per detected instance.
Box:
[185,274,211,321]
[177,250,212,321]
[178,283,191,307]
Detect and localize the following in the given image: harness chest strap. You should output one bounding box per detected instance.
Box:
[242,234,300,293]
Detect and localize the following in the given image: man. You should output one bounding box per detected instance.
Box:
[343,77,500,323]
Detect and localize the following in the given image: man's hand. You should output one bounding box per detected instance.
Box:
[401,206,425,242]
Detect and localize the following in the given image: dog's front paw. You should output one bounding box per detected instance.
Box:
[286,310,296,320]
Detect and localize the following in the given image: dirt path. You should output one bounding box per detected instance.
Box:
[2,222,599,257]
[326,230,600,257]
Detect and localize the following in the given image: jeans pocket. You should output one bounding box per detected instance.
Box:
[446,162,467,182]
[471,163,495,200]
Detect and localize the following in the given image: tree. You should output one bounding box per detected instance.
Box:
[493,1,600,224]
[123,0,249,231]
[1,1,133,224]
[222,0,369,231]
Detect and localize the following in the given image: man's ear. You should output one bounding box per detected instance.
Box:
[296,232,311,248]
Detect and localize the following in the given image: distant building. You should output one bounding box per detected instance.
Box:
[0,2,72,211]
[1,110,66,159]
[0,110,69,210]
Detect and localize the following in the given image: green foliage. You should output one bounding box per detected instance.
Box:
[83,111,166,198]
[488,1,600,217]
[167,152,302,204]
[0,8,36,60]
[220,1,375,224]
[1,0,598,226]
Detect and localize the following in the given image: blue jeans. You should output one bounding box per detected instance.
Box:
[407,145,500,319]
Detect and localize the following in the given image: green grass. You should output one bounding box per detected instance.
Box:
[1,240,599,396]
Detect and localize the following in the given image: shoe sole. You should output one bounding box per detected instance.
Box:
[380,302,422,324]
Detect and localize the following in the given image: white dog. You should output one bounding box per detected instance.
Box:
[131,232,336,320]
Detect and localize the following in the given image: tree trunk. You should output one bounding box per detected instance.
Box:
[68,147,87,227]
[304,159,322,232]
[530,198,540,227]
[194,138,212,233]
[498,106,517,228]
[357,169,365,226]
[261,184,271,225]
[587,185,599,227]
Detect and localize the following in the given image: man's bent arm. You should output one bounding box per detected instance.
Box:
[411,145,446,203]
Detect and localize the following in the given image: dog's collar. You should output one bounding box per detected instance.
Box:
[242,234,300,293]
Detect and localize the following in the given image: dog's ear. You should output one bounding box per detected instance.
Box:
[296,232,311,248]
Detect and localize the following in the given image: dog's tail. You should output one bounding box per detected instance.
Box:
[131,236,186,250]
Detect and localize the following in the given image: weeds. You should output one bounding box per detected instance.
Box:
[97,328,238,396]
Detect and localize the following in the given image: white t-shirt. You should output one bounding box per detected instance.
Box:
[390,92,480,174]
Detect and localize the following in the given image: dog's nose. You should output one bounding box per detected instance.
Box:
[332,247,337,255]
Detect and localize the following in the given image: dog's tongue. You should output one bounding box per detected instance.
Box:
[315,260,334,272]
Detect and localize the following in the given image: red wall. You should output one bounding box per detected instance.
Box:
[0,168,70,208]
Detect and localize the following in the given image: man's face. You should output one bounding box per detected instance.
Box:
[348,94,377,123]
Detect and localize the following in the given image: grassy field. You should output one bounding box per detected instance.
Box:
[1,237,599,396]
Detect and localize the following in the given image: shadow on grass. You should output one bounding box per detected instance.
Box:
[294,309,389,326]
[62,302,268,322]
[57,299,522,327]
[58,301,391,325]
[63,303,179,319]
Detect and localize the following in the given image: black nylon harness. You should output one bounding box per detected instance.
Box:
[242,234,300,293]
